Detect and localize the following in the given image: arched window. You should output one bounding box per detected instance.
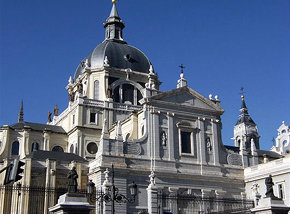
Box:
[94,80,99,100]
[123,84,134,104]
[52,146,64,152]
[112,83,143,105]
[31,142,39,152]
[11,141,19,155]
[237,139,241,147]
[70,144,74,153]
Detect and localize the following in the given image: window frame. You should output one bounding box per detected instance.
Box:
[11,141,20,156]
[86,142,98,155]
[177,122,196,156]
[277,182,285,199]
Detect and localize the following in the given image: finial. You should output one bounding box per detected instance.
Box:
[112,0,117,4]
[149,64,154,74]
[68,76,73,85]
[18,100,24,123]
[104,56,109,66]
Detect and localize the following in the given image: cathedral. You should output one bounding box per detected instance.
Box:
[0,1,289,214]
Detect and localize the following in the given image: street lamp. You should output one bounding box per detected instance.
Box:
[87,165,137,214]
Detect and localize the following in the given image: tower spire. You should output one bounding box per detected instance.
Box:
[236,94,255,126]
[103,0,126,42]
[18,100,24,123]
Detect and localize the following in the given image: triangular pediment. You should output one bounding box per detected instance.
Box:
[149,86,224,113]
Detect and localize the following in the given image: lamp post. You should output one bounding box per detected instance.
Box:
[87,165,137,214]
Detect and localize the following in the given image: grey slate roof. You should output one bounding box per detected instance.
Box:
[236,99,256,126]
[7,122,66,134]
[225,145,282,159]
[257,150,283,159]
[74,40,151,80]
[26,150,87,163]
[225,145,240,153]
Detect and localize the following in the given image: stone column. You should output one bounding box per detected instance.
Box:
[147,172,158,214]
[167,112,175,161]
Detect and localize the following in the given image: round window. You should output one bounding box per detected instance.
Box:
[87,142,98,154]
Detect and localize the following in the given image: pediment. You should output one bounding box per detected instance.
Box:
[149,86,224,113]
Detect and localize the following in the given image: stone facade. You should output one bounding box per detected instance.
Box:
[0,1,289,214]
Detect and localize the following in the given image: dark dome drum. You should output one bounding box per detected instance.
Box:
[74,40,151,80]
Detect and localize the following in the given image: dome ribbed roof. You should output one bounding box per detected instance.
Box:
[74,40,151,80]
[74,2,151,80]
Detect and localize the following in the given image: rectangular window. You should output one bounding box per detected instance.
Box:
[181,131,191,153]
[90,113,96,123]
[72,115,75,125]
[278,183,284,199]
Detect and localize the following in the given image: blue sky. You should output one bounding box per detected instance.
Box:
[0,0,289,150]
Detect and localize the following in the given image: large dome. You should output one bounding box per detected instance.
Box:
[74,40,151,80]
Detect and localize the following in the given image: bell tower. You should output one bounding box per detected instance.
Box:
[233,95,260,150]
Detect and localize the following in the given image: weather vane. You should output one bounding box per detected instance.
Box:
[179,64,185,73]
[240,87,245,99]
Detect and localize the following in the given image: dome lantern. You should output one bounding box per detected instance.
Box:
[103,0,126,43]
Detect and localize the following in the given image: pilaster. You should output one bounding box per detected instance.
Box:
[167,112,174,161]
[198,117,207,166]
[152,110,160,160]
[23,129,29,158]
[211,119,220,165]
[147,172,158,214]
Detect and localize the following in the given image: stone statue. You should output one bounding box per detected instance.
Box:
[47,112,52,123]
[68,88,75,102]
[206,138,212,152]
[54,105,59,116]
[77,81,83,94]
[106,86,112,99]
[67,166,78,193]
[161,131,167,146]
[265,174,275,198]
